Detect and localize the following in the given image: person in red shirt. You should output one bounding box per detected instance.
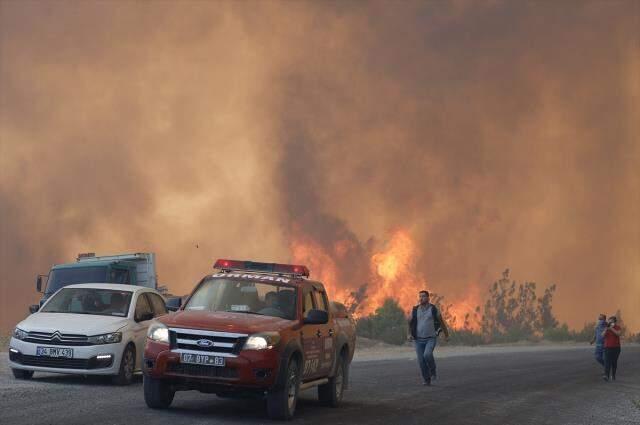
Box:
[602,316,622,381]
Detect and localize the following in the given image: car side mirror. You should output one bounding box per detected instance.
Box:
[36,276,43,293]
[136,312,154,322]
[304,309,329,325]
[29,304,40,314]
[165,296,182,312]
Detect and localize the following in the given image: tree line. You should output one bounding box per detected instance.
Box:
[355,269,638,346]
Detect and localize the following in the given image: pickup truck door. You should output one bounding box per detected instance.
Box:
[312,288,335,377]
[301,287,324,380]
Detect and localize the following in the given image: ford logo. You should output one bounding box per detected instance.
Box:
[196,339,214,348]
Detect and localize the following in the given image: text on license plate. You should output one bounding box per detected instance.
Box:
[180,353,225,367]
[36,347,73,358]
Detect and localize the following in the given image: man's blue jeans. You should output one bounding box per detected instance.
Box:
[594,345,604,367]
[415,337,437,382]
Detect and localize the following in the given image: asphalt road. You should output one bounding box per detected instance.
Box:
[1,346,639,425]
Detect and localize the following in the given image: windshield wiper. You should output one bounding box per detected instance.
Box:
[224,310,265,316]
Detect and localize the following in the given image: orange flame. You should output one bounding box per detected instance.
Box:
[446,283,482,331]
[363,229,426,315]
[290,236,351,303]
[290,228,482,330]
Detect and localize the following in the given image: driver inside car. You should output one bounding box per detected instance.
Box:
[258,291,285,318]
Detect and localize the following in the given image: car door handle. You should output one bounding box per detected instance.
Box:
[328,329,334,337]
[316,330,322,338]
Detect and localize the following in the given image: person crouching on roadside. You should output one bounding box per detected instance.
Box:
[602,316,622,382]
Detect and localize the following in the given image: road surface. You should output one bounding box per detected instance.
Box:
[1,345,638,424]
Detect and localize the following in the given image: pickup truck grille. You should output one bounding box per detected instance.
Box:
[23,331,90,346]
[169,328,248,357]
[166,363,239,378]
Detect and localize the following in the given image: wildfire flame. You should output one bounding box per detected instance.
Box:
[364,229,425,315]
[290,228,481,330]
[289,235,351,303]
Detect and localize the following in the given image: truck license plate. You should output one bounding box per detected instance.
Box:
[180,353,225,367]
[36,347,73,358]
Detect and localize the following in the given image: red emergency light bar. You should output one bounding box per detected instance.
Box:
[214,259,310,278]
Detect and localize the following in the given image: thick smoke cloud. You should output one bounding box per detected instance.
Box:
[1,1,638,332]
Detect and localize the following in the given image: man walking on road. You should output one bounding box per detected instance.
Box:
[409,290,449,386]
[590,314,607,369]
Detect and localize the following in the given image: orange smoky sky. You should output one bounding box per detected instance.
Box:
[1,1,638,332]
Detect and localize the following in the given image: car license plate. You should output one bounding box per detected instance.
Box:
[36,346,73,358]
[180,353,225,367]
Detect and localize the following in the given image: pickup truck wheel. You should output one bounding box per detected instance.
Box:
[318,356,345,407]
[144,375,175,409]
[112,345,135,385]
[12,369,34,380]
[267,358,300,420]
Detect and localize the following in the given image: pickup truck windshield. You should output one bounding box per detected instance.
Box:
[46,266,129,295]
[185,278,298,320]
[41,288,133,317]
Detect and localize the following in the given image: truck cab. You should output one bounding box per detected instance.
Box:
[34,253,158,311]
[143,259,356,420]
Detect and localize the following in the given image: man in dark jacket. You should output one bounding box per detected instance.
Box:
[408,290,449,385]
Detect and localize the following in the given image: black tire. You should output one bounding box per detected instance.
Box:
[144,375,175,409]
[267,358,300,420]
[318,355,346,407]
[112,344,135,385]
[12,369,34,380]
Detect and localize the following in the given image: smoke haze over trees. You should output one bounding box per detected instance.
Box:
[1,1,638,333]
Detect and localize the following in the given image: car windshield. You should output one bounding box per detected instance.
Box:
[41,288,133,317]
[45,267,109,295]
[184,278,298,320]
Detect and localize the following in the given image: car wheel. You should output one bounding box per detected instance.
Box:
[267,357,300,420]
[144,375,175,409]
[318,355,346,407]
[112,345,135,385]
[12,369,34,380]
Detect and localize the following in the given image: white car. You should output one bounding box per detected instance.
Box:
[9,283,168,385]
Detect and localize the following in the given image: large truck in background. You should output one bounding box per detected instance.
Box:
[33,252,167,313]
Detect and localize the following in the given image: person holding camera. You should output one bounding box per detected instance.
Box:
[602,316,622,381]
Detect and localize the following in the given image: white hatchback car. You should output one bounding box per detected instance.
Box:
[9,283,168,385]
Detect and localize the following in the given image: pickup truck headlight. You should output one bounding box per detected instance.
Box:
[88,332,122,345]
[147,322,169,344]
[13,327,28,340]
[243,332,281,350]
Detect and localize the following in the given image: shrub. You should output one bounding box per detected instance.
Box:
[542,323,573,342]
[355,298,408,345]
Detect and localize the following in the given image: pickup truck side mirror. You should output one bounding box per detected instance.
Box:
[36,276,43,293]
[165,296,182,312]
[304,309,329,325]
[29,304,40,314]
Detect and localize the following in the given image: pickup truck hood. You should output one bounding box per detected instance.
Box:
[17,313,130,336]
[160,310,296,334]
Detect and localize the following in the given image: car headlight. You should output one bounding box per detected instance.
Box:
[88,332,122,345]
[13,327,28,340]
[147,322,169,344]
[243,332,280,350]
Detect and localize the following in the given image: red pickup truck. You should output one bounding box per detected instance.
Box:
[143,259,356,420]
